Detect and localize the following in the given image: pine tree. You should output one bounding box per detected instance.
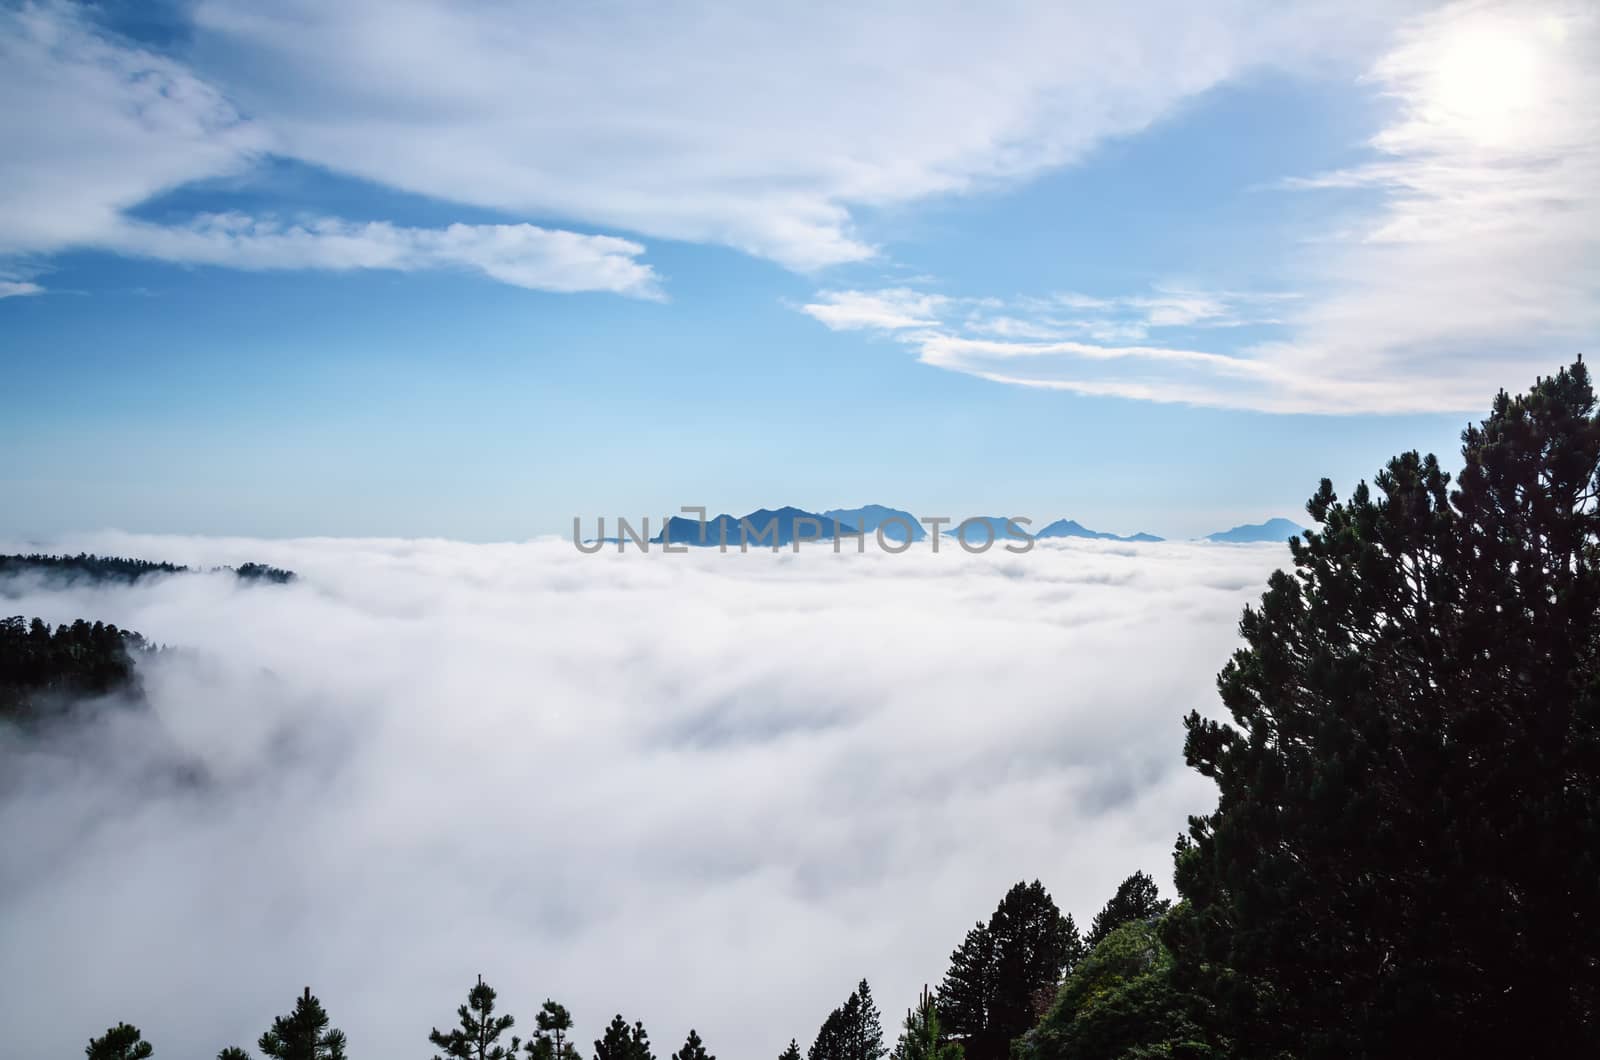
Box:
[670,1029,713,1060]
[933,923,992,1052]
[1084,871,1170,948]
[431,975,520,1060]
[807,1006,845,1060]
[217,1049,250,1060]
[86,1023,154,1060]
[778,1039,802,1060]
[846,980,885,1060]
[891,987,962,1060]
[1168,360,1600,1057]
[257,987,347,1060]
[527,1000,579,1060]
[936,882,1082,1060]
[811,979,886,1060]
[593,1015,653,1060]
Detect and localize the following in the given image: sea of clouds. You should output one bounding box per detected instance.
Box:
[0,532,1291,1059]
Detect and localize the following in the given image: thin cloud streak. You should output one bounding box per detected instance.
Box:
[0,3,659,298]
[104,214,661,298]
[800,1,1599,415]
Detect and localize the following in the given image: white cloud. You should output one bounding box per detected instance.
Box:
[798,1,1599,414]
[804,284,1333,410]
[0,2,264,258]
[105,214,660,298]
[0,4,657,298]
[177,0,1398,272]
[0,281,44,298]
[0,531,1289,1060]
[801,289,950,331]
[1279,0,1600,407]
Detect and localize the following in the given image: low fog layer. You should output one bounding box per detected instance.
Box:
[0,532,1288,1058]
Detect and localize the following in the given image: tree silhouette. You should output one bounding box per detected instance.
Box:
[1169,359,1600,1056]
[809,979,884,1060]
[670,1029,713,1060]
[594,1015,653,1060]
[431,975,519,1060]
[257,987,347,1060]
[86,1023,153,1060]
[936,881,1082,1060]
[526,1000,579,1060]
[1084,871,1170,949]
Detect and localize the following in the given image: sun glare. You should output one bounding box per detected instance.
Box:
[1426,15,1561,146]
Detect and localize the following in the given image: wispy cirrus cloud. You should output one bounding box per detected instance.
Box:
[803,284,1320,409]
[3,0,1406,292]
[799,288,954,331]
[0,281,45,299]
[186,0,1394,272]
[0,3,658,298]
[103,214,661,298]
[799,1,1600,415]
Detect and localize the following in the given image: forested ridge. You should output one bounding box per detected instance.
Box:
[0,615,152,721]
[46,362,1600,1057]
[0,552,296,585]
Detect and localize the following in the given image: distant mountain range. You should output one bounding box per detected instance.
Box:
[1202,517,1308,543]
[1034,519,1163,543]
[822,505,927,542]
[599,505,1306,547]
[652,507,858,546]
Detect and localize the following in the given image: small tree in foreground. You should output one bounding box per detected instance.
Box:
[810,979,886,1060]
[86,1023,153,1060]
[594,1015,654,1060]
[258,987,347,1060]
[431,975,519,1060]
[891,987,962,1060]
[936,881,1082,1060]
[528,1000,579,1060]
[670,1029,714,1060]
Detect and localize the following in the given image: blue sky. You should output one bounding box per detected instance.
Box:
[3,0,1595,540]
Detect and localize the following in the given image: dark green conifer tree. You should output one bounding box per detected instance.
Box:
[431,975,519,1060]
[778,1039,802,1060]
[935,882,1082,1060]
[526,1000,579,1060]
[217,1049,251,1060]
[811,979,886,1060]
[669,1029,713,1060]
[933,923,992,1052]
[846,980,885,1060]
[807,1007,845,1060]
[1168,360,1600,1057]
[1084,871,1170,949]
[86,1023,153,1060]
[593,1015,653,1060]
[257,987,347,1060]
